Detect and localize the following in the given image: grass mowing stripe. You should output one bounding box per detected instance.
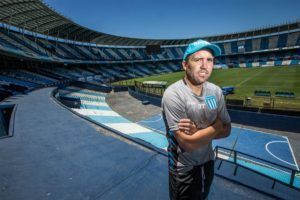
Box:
[236,68,270,87]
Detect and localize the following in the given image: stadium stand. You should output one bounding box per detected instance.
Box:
[0,1,300,199]
[0,20,299,68]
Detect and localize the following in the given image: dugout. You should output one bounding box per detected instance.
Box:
[134,80,167,96]
[222,86,235,95]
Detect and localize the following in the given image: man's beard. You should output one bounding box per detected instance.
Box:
[186,68,209,86]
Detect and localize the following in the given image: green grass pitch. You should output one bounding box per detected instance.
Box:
[114,65,300,110]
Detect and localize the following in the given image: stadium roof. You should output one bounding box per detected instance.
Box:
[0,0,299,46]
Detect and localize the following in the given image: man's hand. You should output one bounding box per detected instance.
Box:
[212,118,223,134]
[212,118,231,139]
[178,119,198,135]
[174,117,231,152]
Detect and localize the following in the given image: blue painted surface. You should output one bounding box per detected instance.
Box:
[138,114,298,171]
[74,90,106,97]
[226,156,300,188]
[139,114,166,133]
[88,115,132,123]
[130,132,168,149]
[138,114,300,188]
[213,128,240,149]
[0,87,171,200]
[294,175,300,188]
[81,104,111,110]
[64,94,105,101]
[232,129,294,169]
[62,89,167,150]
[64,88,299,189]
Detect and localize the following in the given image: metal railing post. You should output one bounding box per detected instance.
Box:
[234,150,237,164]
[290,170,296,186]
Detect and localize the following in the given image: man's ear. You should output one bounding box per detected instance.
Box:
[182,61,188,71]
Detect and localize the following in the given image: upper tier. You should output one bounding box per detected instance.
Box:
[0,0,299,46]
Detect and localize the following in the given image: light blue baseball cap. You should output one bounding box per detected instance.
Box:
[183,39,222,61]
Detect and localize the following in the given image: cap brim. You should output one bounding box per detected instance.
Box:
[204,44,222,57]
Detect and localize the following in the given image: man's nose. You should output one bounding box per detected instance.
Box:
[200,59,209,68]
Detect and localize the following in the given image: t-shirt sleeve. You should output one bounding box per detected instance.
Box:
[217,88,231,124]
[162,89,187,131]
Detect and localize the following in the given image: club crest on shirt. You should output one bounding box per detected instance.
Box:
[205,96,217,109]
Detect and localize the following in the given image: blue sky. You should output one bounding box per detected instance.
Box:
[43,0,300,39]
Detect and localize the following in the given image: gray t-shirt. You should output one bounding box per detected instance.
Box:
[162,79,231,173]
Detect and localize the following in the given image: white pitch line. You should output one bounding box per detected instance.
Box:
[66,92,105,99]
[232,125,286,138]
[72,108,120,116]
[104,122,153,134]
[286,138,300,171]
[80,101,108,107]
[265,140,297,168]
[140,115,162,123]
[66,86,106,95]
[137,123,166,135]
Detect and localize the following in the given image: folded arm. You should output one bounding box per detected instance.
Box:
[176,118,231,152]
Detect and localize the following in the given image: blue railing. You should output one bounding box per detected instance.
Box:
[215,146,300,190]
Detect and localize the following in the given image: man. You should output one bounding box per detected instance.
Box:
[162,39,231,200]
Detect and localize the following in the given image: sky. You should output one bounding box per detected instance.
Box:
[43,0,300,40]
